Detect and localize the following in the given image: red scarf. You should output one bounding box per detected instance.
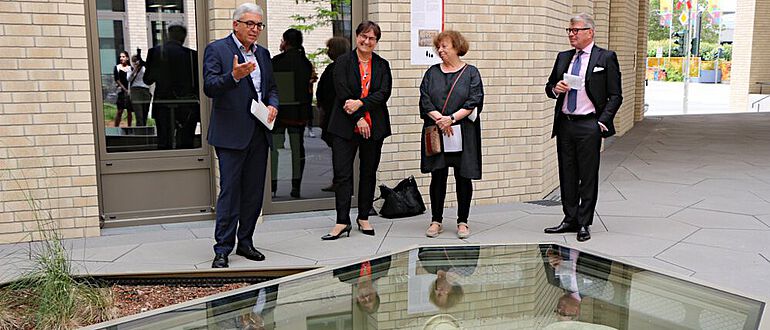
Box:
[354,60,372,134]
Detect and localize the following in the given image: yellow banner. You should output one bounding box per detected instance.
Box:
[660,0,673,12]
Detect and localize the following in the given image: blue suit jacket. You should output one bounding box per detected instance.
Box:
[204,34,279,150]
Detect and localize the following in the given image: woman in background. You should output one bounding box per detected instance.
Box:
[113,51,133,127]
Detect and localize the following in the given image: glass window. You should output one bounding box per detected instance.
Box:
[145,0,184,13]
[89,244,766,329]
[96,0,125,12]
[96,0,200,153]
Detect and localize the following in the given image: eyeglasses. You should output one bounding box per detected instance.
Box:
[357,34,378,43]
[566,27,591,35]
[237,20,266,30]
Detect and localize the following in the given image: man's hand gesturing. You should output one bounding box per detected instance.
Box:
[232,55,256,80]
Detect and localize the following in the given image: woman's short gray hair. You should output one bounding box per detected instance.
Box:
[233,3,263,20]
[570,13,595,30]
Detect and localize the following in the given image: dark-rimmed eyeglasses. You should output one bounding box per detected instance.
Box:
[237,20,266,30]
[566,27,591,35]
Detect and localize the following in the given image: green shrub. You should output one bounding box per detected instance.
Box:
[663,62,684,82]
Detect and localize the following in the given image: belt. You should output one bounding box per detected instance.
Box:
[562,112,596,121]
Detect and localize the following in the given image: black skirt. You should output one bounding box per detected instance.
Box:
[116,90,130,109]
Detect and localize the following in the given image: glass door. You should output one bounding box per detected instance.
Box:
[88,0,213,226]
[263,0,364,214]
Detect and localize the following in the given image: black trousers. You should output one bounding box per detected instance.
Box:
[556,118,602,227]
[271,124,306,192]
[213,124,268,255]
[331,134,383,225]
[430,167,472,224]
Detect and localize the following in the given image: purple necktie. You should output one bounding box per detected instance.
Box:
[567,51,584,113]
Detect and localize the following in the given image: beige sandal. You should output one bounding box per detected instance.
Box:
[426,222,443,238]
[457,223,470,239]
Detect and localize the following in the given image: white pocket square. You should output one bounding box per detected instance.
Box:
[593,67,605,73]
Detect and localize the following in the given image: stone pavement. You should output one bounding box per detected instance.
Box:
[2,113,770,305]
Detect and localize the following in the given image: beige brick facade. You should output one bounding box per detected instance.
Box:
[0,0,100,243]
[0,0,652,243]
[730,0,770,112]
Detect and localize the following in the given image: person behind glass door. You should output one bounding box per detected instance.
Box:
[203,3,279,268]
[543,13,623,242]
[419,30,484,239]
[128,53,151,127]
[143,23,199,150]
[316,37,351,193]
[322,21,393,240]
[113,51,133,128]
[271,28,313,199]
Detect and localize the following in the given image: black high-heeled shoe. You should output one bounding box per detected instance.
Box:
[356,219,375,236]
[321,224,352,240]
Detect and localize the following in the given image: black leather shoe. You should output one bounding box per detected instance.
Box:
[544,222,579,234]
[212,253,229,268]
[577,226,591,242]
[236,246,266,261]
[322,224,352,240]
[356,219,375,236]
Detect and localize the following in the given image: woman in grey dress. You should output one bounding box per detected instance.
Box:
[419,30,484,239]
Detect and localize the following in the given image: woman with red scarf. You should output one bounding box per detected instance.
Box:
[322,21,392,240]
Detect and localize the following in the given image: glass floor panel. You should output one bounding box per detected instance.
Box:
[89,244,765,329]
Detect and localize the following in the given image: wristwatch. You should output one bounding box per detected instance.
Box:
[450,114,456,123]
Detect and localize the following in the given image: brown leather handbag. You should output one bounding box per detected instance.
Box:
[423,65,468,157]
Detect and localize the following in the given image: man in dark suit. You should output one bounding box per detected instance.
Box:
[543,13,623,242]
[143,23,199,150]
[203,3,279,268]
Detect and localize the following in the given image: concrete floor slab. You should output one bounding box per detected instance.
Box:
[671,206,770,230]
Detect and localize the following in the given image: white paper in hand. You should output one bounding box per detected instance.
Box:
[443,125,463,152]
[563,73,583,90]
[250,100,275,130]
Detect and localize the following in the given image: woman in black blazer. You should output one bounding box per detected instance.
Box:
[322,21,392,240]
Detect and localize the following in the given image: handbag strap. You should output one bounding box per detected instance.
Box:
[441,64,468,115]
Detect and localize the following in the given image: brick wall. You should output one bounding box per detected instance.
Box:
[0,0,100,243]
[730,0,770,112]
[608,0,639,136]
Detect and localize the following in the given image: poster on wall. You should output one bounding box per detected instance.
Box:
[410,0,443,65]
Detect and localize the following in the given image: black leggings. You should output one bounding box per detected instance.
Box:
[429,167,472,224]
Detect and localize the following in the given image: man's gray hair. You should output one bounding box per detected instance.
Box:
[233,3,263,20]
[570,13,595,30]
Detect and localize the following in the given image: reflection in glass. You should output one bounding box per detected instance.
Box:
[97,0,200,153]
[92,245,765,329]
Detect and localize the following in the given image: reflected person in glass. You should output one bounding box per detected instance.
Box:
[113,51,133,128]
[333,256,391,314]
[316,37,351,193]
[418,246,479,309]
[271,28,313,199]
[322,21,393,240]
[143,23,200,150]
[419,30,484,239]
[128,53,151,127]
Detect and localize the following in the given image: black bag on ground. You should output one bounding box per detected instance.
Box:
[377,176,426,218]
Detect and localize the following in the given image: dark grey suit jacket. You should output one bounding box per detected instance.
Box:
[545,45,623,138]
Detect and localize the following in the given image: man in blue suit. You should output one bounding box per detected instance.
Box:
[203,2,279,268]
